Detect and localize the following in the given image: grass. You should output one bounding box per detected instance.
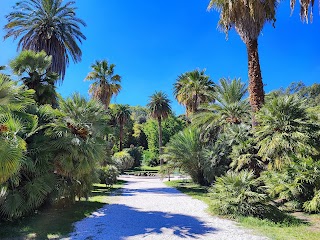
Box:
[134,165,160,171]
[165,180,320,240]
[0,180,125,240]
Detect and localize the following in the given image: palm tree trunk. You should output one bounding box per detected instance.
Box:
[246,39,265,121]
[119,123,123,151]
[158,117,163,166]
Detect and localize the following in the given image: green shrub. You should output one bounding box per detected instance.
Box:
[98,165,119,186]
[142,150,159,167]
[113,151,134,171]
[210,170,268,217]
[125,146,143,167]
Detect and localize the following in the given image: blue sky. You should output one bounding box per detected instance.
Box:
[0,0,319,115]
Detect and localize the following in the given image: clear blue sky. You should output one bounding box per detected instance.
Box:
[0,0,319,115]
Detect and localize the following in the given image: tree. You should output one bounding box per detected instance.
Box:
[85,60,121,108]
[174,69,215,116]
[290,0,317,22]
[208,1,279,116]
[10,50,59,106]
[147,91,171,165]
[4,0,86,80]
[192,78,250,139]
[164,127,207,185]
[113,104,131,151]
[255,95,319,169]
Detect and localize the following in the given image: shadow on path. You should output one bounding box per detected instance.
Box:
[121,187,182,196]
[70,204,217,239]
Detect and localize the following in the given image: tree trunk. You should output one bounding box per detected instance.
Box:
[119,123,123,151]
[158,117,163,166]
[246,39,265,124]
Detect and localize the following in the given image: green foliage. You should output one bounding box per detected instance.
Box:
[256,95,319,169]
[10,50,59,106]
[164,127,207,185]
[125,146,143,167]
[210,171,268,217]
[98,165,119,186]
[5,0,86,80]
[142,150,159,167]
[143,115,186,154]
[262,157,320,213]
[113,151,134,171]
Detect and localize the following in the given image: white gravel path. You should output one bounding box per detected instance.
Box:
[67,176,268,240]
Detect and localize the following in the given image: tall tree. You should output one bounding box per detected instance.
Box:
[85,60,121,108]
[113,104,131,151]
[174,69,215,116]
[147,91,171,165]
[10,50,59,106]
[4,0,86,80]
[208,1,279,116]
[290,0,317,22]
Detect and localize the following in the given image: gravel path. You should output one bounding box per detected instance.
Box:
[67,176,268,240]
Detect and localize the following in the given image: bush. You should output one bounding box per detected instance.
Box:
[210,171,268,217]
[142,150,159,167]
[98,165,119,186]
[125,146,143,167]
[113,151,134,171]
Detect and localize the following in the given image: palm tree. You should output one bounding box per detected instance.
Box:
[192,78,250,137]
[147,91,171,165]
[10,50,59,106]
[164,127,207,185]
[290,0,317,22]
[174,69,215,116]
[4,0,86,80]
[255,95,319,169]
[208,1,279,116]
[113,104,131,151]
[85,60,121,108]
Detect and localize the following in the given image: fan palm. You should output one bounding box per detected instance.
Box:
[10,50,59,106]
[174,69,215,116]
[208,1,279,115]
[255,95,319,169]
[85,60,121,108]
[147,91,171,165]
[4,0,86,80]
[113,104,131,151]
[192,78,250,137]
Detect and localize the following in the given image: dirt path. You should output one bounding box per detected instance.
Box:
[67,176,268,240]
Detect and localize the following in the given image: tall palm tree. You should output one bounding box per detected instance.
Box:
[208,1,279,116]
[4,0,86,80]
[85,60,121,108]
[174,69,215,116]
[10,50,59,106]
[147,91,171,165]
[113,104,131,151]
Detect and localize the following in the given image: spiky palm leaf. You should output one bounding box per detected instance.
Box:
[174,69,215,116]
[256,95,319,169]
[10,50,59,106]
[5,0,86,80]
[85,60,121,108]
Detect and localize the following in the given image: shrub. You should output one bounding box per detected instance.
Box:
[142,150,159,167]
[125,146,143,167]
[210,171,268,217]
[98,165,119,186]
[113,151,134,171]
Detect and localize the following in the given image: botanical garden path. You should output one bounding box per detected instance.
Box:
[67,176,268,240]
